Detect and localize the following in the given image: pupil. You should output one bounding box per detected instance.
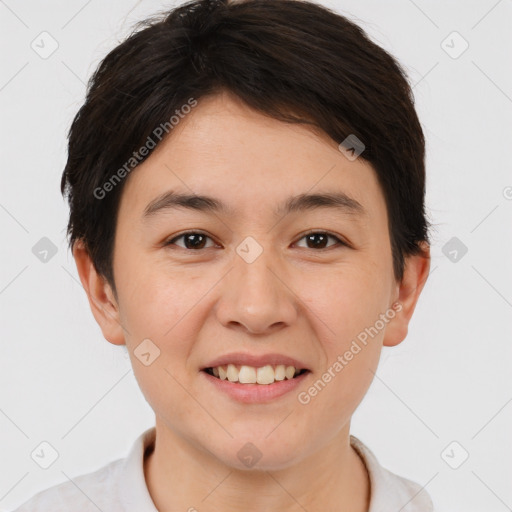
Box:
[185,234,206,249]
[307,233,327,249]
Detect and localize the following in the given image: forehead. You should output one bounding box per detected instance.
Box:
[118,91,386,225]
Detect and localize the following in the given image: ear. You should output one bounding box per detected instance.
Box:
[383,242,431,347]
[72,240,126,346]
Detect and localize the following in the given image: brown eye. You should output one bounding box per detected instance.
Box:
[295,231,345,250]
[165,232,216,250]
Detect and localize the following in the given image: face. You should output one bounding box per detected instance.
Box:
[78,90,428,471]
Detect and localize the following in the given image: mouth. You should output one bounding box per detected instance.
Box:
[202,364,310,385]
[201,364,311,404]
[199,353,312,403]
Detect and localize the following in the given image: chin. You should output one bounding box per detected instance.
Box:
[211,434,308,472]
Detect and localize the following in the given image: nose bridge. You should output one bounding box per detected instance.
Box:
[215,237,298,333]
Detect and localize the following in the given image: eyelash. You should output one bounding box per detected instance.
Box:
[163,230,348,251]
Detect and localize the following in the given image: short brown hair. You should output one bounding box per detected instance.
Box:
[61,0,430,291]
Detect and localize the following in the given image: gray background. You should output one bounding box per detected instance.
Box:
[1,1,511,510]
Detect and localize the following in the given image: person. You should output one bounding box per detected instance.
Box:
[13,0,434,510]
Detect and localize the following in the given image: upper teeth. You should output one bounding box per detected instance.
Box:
[211,364,300,384]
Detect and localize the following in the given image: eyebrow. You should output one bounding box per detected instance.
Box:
[142,190,366,220]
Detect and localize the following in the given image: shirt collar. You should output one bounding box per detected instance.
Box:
[119,427,158,511]
[350,434,434,511]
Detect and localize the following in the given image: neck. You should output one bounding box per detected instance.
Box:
[144,419,370,512]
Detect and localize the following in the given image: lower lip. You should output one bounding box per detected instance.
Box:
[200,370,311,404]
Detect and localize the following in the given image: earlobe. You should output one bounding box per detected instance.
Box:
[72,240,126,346]
[383,242,431,347]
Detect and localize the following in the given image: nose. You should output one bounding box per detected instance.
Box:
[214,246,299,335]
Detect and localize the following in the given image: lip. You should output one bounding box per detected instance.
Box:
[200,368,311,404]
[201,352,310,371]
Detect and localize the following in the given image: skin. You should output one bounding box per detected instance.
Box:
[74,90,430,512]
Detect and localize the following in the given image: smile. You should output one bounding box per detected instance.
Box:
[204,364,309,384]
[201,366,311,404]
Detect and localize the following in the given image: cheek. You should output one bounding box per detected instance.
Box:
[117,268,203,417]
[297,257,393,347]
[117,261,214,379]
[295,254,393,419]
[116,246,188,323]
[116,258,189,350]
[297,347,379,444]
[292,257,392,405]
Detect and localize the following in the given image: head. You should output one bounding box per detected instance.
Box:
[65,0,431,470]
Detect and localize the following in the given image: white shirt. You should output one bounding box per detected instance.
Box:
[12,427,434,511]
